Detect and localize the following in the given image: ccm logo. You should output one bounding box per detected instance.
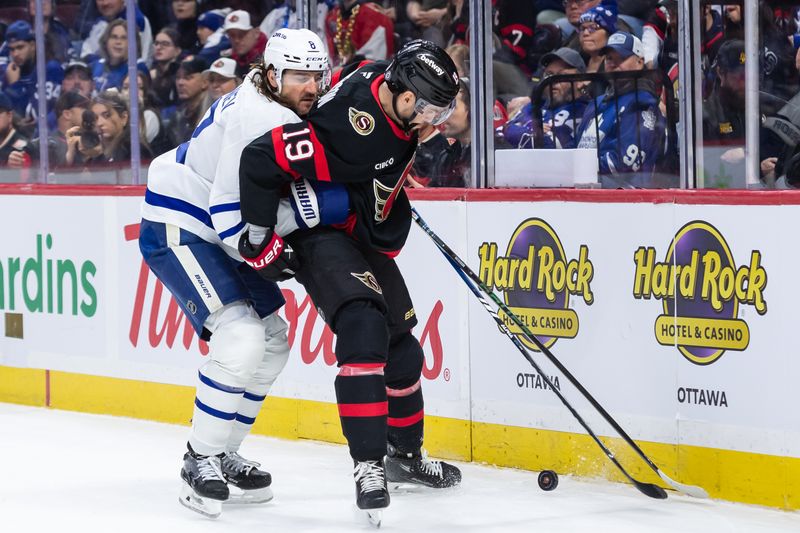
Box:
[246,238,283,269]
[375,157,394,170]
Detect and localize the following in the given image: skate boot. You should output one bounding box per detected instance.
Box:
[221,451,274,504]
[385,443,462,488]
[178,445,229,518]
[354,459,390,527]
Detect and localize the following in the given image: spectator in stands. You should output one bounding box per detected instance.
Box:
[325,0,394,66]
[72,89,152,166]
[81,0,153,63]
[9,91,90,170]
[538,0,566,25]
[723,5,744,41]
[504,47,590,149]
[446,43,469,77]
[203,57,240,99]
[149,27,183,109]
[576,32,666,188]
[760,2,799,109]
[62,61,95,99]
[0,21,64,134]
[560,0,632,52]
[405,0,449,48]
[0,92,30,167]
[260,1,299,36]
[90,18,149,92]
[703,39,784,182]
[122,70,171,156]
[223,10,267,78]
[195,9,230,64]
[578,5,616,73]
[25,0,72,64]
[164,56,211,148]
[171,0,200,52]
[421,78,471,187]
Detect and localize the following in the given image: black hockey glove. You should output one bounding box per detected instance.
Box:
[238,228,300,282]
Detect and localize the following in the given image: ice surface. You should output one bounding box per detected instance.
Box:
[2,403,797,532]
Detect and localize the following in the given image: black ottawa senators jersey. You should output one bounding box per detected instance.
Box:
[239,61,417,255]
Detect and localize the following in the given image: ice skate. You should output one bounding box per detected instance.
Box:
[385,444,462,489]
[354,459,390,528]
[221,451,274,504]
[178,446,229,518]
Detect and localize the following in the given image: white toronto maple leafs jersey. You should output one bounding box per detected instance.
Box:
[141,71,303,258]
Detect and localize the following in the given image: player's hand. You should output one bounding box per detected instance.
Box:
[238,228,300,281]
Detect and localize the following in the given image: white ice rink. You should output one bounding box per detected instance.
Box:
[2,402,797,533]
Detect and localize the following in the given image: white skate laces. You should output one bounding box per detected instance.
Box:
[418,450,444,478]
[354,460,385,492]
[198,455,225,481]
[223,452,260,475]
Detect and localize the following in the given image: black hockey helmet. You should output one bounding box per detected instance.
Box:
[385,40,460,126]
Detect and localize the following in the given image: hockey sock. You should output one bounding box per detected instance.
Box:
[335,364,388,460]
[387,379,424,454]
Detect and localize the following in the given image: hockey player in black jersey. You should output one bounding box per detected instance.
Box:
[238,40,462,524]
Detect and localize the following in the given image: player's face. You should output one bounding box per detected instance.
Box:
[9,40,35,67]
[92,102,127,141]
[441,91,469,139]
[106,25,129,64]
[280,70,324,116]
[207,73,237,99]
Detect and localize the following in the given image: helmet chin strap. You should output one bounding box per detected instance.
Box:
[391,92,417,133]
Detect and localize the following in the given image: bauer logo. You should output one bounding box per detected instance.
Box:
[478,218,594,351]
[632,220,767,365]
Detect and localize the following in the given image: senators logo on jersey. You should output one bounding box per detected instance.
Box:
[349,107,375,136]
[351,271,383,294]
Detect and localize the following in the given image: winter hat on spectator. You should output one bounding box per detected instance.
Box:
[0,92,12,112]
[177,56,209,76]
[198,11,226,32]
[601,32,644,59]
[64,60,93,79]
[541,47,586,73]
[579,5,617,35]
[713,39,745,72]
[224,10,253,32]
[203,57,237,79]
[5,20,34,43]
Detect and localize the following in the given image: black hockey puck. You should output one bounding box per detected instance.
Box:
[537,470,558,491]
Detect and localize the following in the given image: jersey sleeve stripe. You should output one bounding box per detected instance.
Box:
[144,189,214,228]
[308,124,332,182]
[209,201,240,214]
[271,126,300,178]
[218,220,246,240]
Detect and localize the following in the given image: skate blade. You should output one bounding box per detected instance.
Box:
[225,486,274,505]
[178,482,224,518]
[364,509,382,528]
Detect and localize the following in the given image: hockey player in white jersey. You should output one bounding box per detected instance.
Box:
[139,28,330,518]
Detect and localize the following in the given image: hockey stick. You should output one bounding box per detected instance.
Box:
[411,207,708,500]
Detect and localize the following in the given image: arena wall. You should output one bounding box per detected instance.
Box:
[1,185,798,510]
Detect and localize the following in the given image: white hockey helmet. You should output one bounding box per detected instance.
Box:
[263,28,331,93]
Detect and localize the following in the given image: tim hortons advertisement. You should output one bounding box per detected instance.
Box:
[120,197,469,419]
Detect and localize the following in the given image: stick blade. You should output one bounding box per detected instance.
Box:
[633,480,668,499]
[658,471,709,499]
